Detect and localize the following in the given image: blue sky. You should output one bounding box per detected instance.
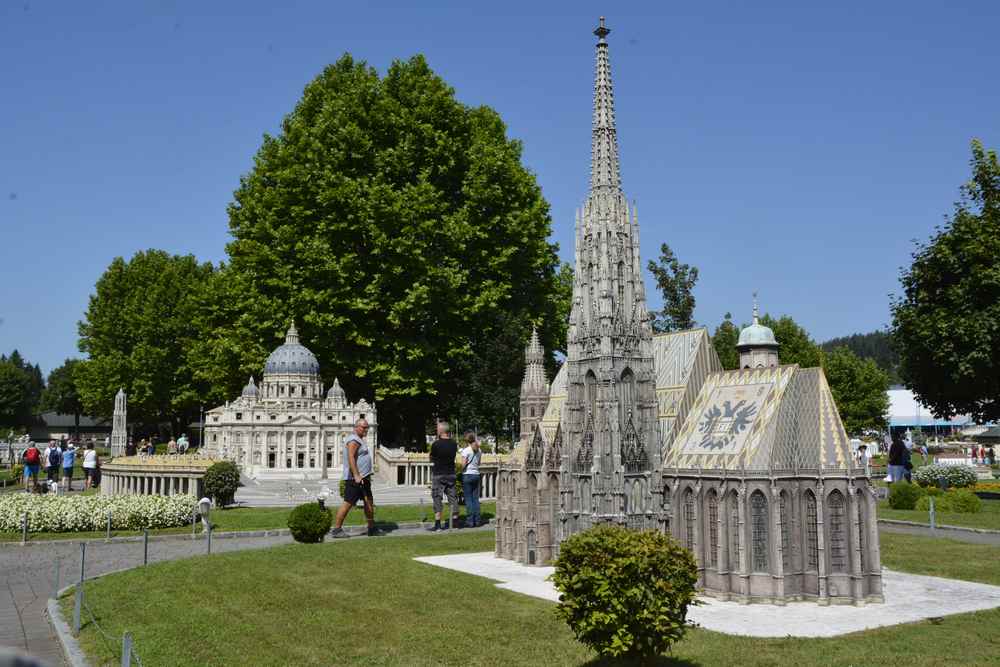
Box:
[1,1,998,374]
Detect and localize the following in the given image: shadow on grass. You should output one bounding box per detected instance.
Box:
[581,655,700,666]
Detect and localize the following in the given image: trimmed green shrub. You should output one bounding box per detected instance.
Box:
[915,489,982,514]
[912,464,978,489]
[888,481,924,510]
[946,489,982,514]
[204,461,241,507]
[551,524,698,661]
[287,502,333,543]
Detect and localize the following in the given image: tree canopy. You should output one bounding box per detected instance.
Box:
[758,314,823,369]
[822,347,890,435]
[710,313,739,370]
[647,243,698,332]
[0,350,44,430]
[41,359,84,435]
[209,54,564,446]
[891,140,1000,423]
[820,330,899,383]
[75,250,216,433]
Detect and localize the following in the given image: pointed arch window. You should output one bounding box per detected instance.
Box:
[684,489,695,552]
[729,491,740,570]
[707,490,719,568]
[857,501,866,574]
[828,490,847,573]
[584,371,598,418]
[805,490,819,570]
[750,491,768,572]
[779,491,791,571]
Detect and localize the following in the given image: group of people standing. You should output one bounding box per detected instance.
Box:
[19,440,100,493]
[328,419,484,539]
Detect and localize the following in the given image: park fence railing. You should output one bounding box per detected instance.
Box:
[46,510,216,666]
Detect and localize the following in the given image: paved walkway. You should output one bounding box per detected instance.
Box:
[416,552,1000,638]
[235,477,432,507]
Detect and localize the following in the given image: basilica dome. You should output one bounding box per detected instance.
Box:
[264,323,321,376]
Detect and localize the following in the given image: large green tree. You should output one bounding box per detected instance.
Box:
[0,359,32,429]
[647,243,699,332]
[759,314,824,368]
[891,140,1000,423]
[822,347,891,435]
[76,250,216,433]
[41,359,84,436]
[711,312,740,370]
[210,54,564,447]
[820,330,899,383]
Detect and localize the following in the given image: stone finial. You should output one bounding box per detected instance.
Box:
[752,291,760,324]
[594,16,610,41]
[285,321,299,344]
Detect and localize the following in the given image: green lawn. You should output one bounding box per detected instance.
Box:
[878,498,1000,531]
[1,502,496,542]
[65,530,1000,666]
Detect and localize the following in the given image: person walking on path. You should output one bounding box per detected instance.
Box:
[460,431,482,528]
[177,433,189,454]
[887,433,907,483]
[22,442,41,492]
[427,422,459,532]
[125,437,137,457]
[330,418,380,538]
[61,442,76,491]
[168,437,178,455]
[45,442,62,484]
[82,442,100,491]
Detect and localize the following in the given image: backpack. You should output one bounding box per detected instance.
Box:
[49,448,62,467]
[24,448,40,465]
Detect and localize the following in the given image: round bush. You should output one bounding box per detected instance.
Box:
[888,481,924,510]
[915,494,952,513]
[946,489,982,514]
[912,464,978,489]
[551,525,698,661]
[204,461,241,507]
[287,502,333,543]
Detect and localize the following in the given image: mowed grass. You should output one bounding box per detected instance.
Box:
[878,498,1000,531]
[65,530,1000,666]
[1,502,495,542]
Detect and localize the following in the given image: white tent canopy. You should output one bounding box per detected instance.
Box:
[887,387,971,428]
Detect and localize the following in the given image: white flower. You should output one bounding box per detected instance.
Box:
[0,494,198,533]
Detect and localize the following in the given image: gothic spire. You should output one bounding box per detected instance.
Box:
[590,16,621,194]
[521,327,547,393]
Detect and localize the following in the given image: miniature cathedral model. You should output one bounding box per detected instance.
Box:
[496,18,883,605]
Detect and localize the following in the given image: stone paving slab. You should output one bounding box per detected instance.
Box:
[414,551,1000,638]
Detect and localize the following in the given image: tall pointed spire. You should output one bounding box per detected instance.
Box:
[525,327,544,366]
[590,16,621,194]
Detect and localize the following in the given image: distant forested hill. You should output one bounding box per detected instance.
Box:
[821,330,900,383]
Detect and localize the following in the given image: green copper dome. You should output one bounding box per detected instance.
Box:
[737,296,779,348]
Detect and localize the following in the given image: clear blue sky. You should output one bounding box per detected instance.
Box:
[2,1,998,375]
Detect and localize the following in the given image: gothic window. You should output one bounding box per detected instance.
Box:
[617,261,625,305]
[622,413,648,474]
[857,501,866,574]
[619,368,635,426]
[729,491,740,571]
[707,490,719,568]
[575,413,595,473]
[751,491,768,572]
[828,490,847,573]
[529,407,535,418]
[526,427,544,470]
[684,489,695,552]
[805,490,819,570]
[779,491,790,571]
[585,371,598,418]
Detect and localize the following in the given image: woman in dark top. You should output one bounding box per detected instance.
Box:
[887,432,908,483]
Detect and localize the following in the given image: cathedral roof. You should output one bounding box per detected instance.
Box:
[264,323,321,376]
[327,377,346,400]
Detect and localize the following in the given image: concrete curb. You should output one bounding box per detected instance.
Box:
[47,586,90,667]
[878,518,1000,536]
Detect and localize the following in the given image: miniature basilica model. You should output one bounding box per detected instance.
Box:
[496,19,883,605]
[203,323,377,480]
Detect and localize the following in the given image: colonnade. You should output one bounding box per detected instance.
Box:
[100,463,208,498]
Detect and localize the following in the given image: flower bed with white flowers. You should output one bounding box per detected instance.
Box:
[0,493,198,533]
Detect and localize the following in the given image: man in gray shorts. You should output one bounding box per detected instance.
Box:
[427,421,459,531]
[330,418,382,538]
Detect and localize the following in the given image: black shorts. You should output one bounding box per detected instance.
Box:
[343,476,373,505]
